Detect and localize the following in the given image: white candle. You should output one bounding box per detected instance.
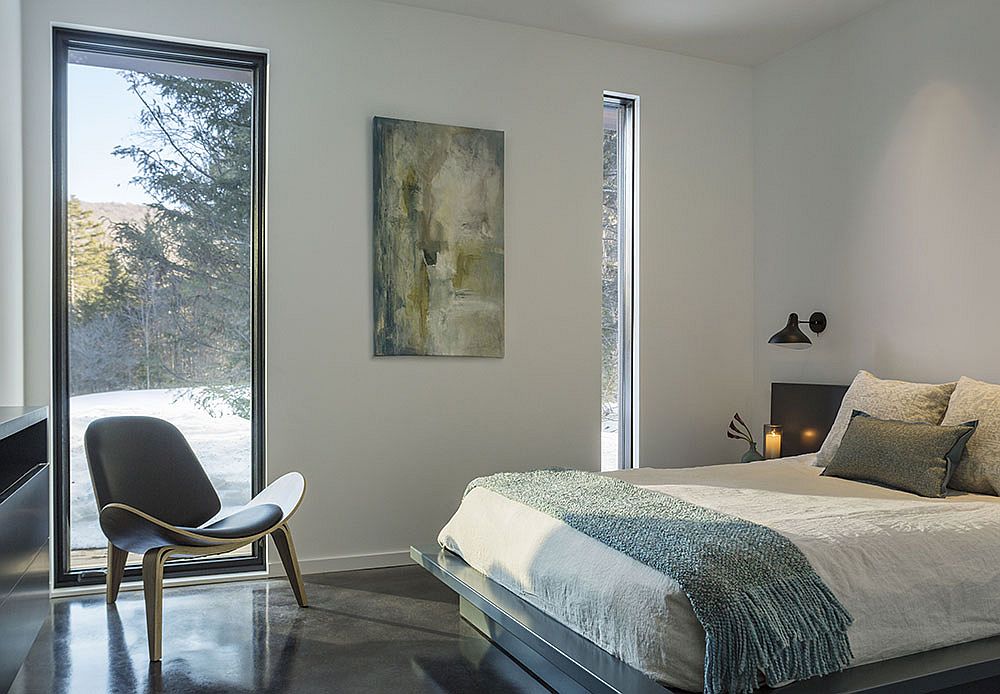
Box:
[764,425,782,459]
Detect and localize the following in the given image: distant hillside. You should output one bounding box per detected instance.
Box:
[77,200,153,228]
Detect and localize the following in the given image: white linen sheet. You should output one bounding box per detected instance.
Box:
[437,455,1000,692]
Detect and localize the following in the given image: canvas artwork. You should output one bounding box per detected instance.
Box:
[373,117,504,357]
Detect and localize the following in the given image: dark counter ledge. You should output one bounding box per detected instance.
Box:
[0,407,48,498]
[0,407,47,441]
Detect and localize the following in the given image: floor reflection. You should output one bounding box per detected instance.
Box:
[11,566,545,693]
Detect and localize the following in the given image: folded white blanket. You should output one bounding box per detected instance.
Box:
[438,455,1000,691]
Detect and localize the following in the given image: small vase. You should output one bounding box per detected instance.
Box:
[740,444,764,463]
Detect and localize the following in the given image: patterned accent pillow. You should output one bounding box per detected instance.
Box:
[941,376,1000,495]
[815,371,956,467]
[821,411,977,498]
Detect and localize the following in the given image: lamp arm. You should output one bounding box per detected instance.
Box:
[801,311,827,334]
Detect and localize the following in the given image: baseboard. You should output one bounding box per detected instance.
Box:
[53,569,269,598]
[54,551,412,595]
[268,550,411,577]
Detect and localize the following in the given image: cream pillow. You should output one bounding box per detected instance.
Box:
[815,370,956,467]
[941,376,1000,495]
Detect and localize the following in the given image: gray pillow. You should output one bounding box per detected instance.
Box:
[941,376,1000,495]
[815,371,956,467]
[821,411,977,498]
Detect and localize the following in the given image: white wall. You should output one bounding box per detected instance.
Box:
[20,0,754,572]
[753,0,1000,420]
[0,0,23,406]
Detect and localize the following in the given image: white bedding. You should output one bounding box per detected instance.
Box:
[438,455,1000,691]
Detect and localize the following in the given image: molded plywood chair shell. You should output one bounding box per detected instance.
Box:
[84,416,308,661]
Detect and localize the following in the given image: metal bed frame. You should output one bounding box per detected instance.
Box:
[412,544,1000,694]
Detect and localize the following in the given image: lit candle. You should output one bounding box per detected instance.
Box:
[764,425,782,459]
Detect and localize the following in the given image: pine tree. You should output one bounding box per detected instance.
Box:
[111,71,254,417]
[68,197,140,395]
[67,196,113,317]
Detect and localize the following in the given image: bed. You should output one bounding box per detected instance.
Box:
[416,377,1000,692]
[430,454,1000,692]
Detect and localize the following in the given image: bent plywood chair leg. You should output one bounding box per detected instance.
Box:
[142,547,173,661]
[271,524,308,607]
[107,543,129,604]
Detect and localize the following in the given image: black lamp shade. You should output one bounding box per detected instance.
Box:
[769,313,812,349]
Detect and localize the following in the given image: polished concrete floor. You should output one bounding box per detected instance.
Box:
[10,566,548,694]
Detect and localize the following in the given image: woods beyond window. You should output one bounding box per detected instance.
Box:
[602,94,635,471]
[53,30,266,586]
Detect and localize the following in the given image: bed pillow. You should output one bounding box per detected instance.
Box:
[821,411,977,497]
[941,376,1000,495]
[814,371,956,467]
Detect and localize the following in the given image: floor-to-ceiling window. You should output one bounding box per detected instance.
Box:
[53,29,267,586]
[602,93,636,471]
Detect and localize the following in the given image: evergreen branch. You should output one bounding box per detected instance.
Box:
[128,82,218,183]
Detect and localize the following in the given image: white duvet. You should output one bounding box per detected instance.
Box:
[438,455,1000,692]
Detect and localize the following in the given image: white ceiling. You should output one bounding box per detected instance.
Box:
[381,0,894,66]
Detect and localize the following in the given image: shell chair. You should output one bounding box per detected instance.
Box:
[84,416,307,661]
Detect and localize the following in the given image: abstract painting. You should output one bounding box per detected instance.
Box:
[373,117,504,357]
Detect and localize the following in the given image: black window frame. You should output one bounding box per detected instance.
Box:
[52,27,268,588]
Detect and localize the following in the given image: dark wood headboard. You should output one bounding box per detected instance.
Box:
[770,383,848,456]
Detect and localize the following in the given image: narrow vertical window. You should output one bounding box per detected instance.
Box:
[53,29,267,586]
[602,94,636,471]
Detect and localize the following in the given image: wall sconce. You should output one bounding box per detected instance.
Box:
[768,312,827,349]
[764,424,782,459]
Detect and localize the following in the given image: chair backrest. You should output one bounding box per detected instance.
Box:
[84,416,222,527]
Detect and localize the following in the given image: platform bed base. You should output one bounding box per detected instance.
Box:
[411,545,1000,694]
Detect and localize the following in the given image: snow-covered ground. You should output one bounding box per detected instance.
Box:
[601,412,619,471]
[70,389,251,551]
[601,431,618,470]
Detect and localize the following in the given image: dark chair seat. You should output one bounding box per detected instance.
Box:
[183,503,284,539]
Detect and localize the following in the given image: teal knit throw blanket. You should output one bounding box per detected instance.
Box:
[466,469,853,694]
